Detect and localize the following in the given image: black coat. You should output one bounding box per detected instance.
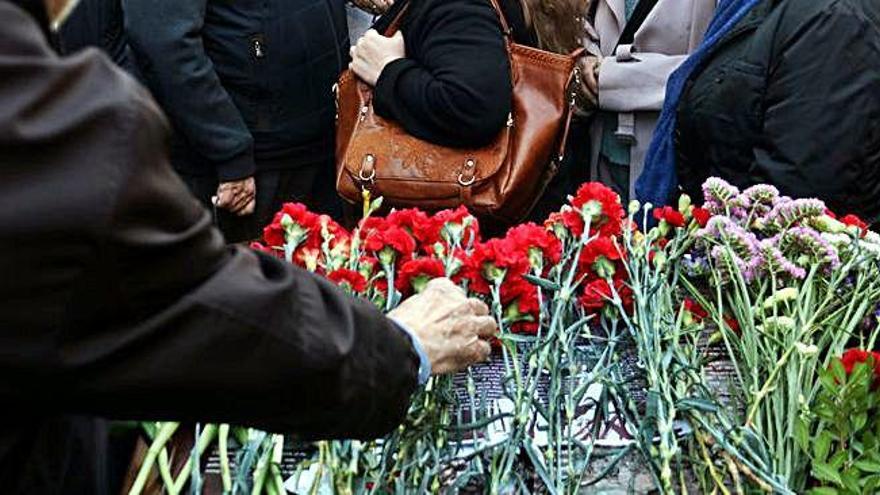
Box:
[57,0,137,73]
[675,0,880,224]
[372,0,534,148]
[125,0,350,180]
[0,3,418,492]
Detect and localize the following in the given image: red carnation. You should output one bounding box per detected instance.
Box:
[578,279,612,312]
[362,224,417,263]
[683,298,708,321]
[263,203,321,249]
[328,269,368,293]
[840,349,880,377]
[505,223,563,266]
[653,206,686,228]
[396,257,446,294]
[579,278,632,314]
[578,237,623,279]
[464,238,530,295]
[841,214,869,238]
[691,207,712,228]
[724,315,741,335]
[427,206,481,246]
[502,277,540,315]
[319,214,351,248]
[387,208,433,245]
[568,182,626,238]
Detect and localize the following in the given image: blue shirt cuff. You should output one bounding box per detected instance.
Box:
[389,317,431,386]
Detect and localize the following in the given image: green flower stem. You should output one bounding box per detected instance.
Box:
[128,421,180,495]
[158,447,176,493]
[169,424,218,495]
[251,438,274,495]
[218,424,232,494]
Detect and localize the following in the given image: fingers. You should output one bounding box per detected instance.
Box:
[239,197,256,216]
[467,340,492,365]
[471,315,498,339]
[467,297,490,317]
[425,277,465,297]
[215,178,255,214]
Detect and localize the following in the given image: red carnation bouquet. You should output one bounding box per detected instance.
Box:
[251,182,631,340]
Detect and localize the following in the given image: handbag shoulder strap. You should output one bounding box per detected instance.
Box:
[617,0,659,47]
[376,1,410,35]
[485,0,513,39]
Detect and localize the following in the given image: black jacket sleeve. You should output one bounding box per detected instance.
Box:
[64,97,419,438]
[124,0,255,181]
[2,56,417,439]
[372,0,513,148]
[752,3,880,215]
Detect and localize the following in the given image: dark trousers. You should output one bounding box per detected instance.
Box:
[527,117,593,224]
[181,157,342,244]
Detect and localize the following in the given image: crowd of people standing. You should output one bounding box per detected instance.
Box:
[54,0,880,235]
[1,0,879,492]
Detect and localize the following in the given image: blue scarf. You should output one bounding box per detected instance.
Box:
[634,0,763,206]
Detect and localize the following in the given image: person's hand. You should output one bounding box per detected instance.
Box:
[351,0,393,15]
[215,176,256,216]
[577,56,601,109]
[349,30,406,87]
[389,278,496,375]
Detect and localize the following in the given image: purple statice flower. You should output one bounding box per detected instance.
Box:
[697,216,762,282]
[704,198,725,216]
[742,184,780,205]
[768,198,827,227]
[682,250,711,277]
[702,178,741,208]
[779,226,841,270]
[752,238,807,280]
[742,184,780,218]
[699,217,761,256]
[711,245,756,282]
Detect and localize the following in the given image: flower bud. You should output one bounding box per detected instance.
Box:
[795,342,818,357]
[678,194,692,214]
[280,213,294,230]
[628,200,641,216]
[762,287,799,309]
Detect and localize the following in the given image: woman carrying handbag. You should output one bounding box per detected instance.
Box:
[338,0,583,231]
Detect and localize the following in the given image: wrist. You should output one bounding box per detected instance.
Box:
[388,316,432,385]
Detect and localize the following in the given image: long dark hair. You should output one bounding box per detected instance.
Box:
[520,0,591,54]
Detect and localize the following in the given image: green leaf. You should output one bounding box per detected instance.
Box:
[841,468,860,494]
[676,398,718,413]
[796,416,811,453]
[807,488,838,495]
[831,359,848,386]
[861,474,880,492]
[522,274,561,292]
[500,334,539,345]
[815,431,835,463]
[854,413,869,432]
[854,460,880,473]
[830,451,849,470]
[819,368,839,393]
[812,462,844,487]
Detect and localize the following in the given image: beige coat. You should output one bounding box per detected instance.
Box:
[586,0,717,199]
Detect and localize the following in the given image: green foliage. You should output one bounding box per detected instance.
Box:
[803,359,880,495]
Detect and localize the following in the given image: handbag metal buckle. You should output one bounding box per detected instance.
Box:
[458,158,476,186]
[359,154,376,183]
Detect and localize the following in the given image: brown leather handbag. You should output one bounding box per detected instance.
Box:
[335,0,582,223]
